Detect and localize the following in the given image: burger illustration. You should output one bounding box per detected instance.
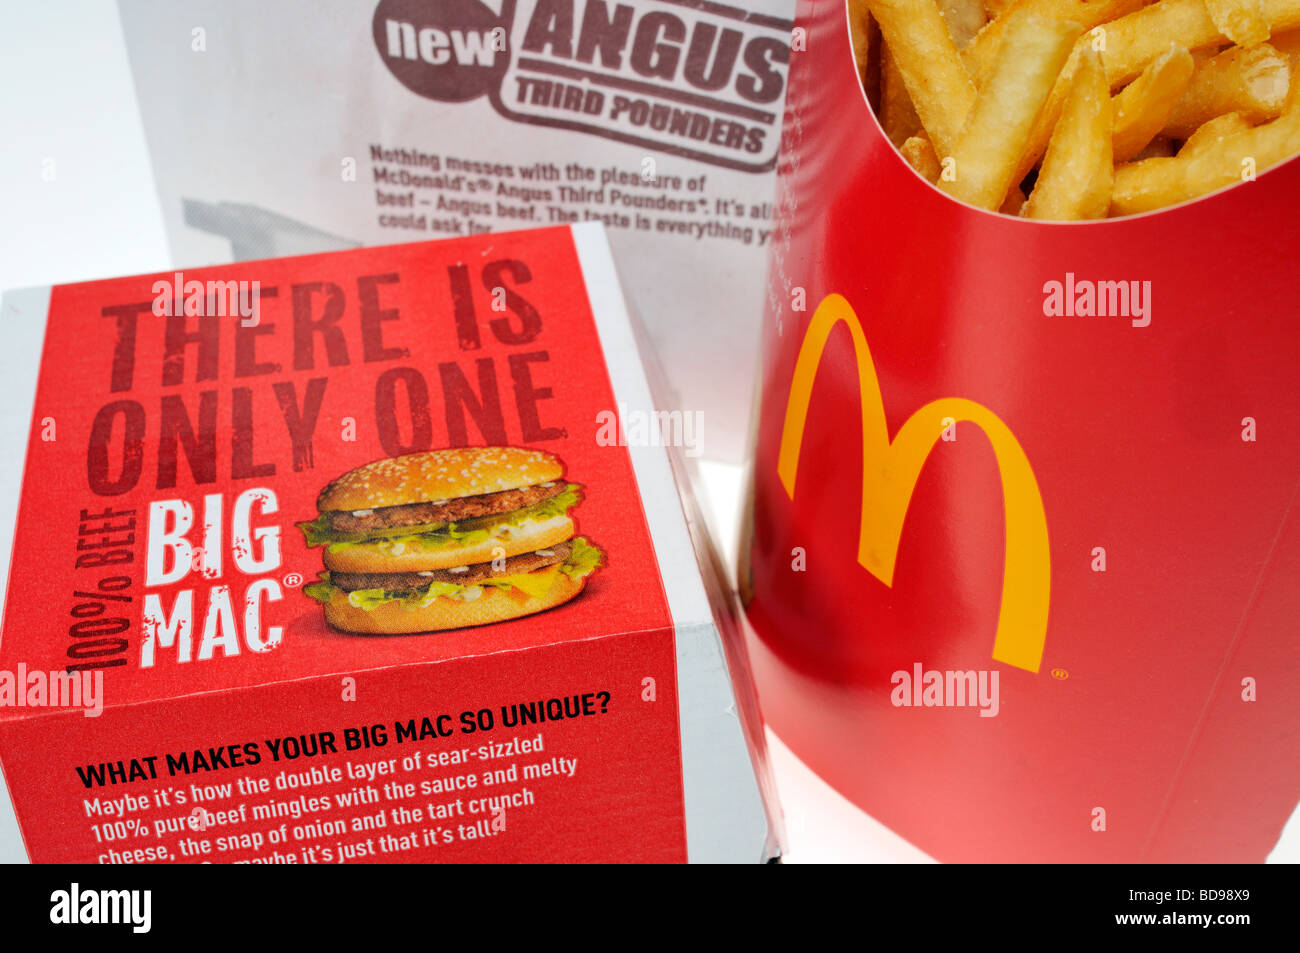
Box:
[299,446,602,634]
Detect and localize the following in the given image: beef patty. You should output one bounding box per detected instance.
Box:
[330,542,572,593]
[327,482,567,533]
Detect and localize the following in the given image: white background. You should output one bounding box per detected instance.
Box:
[2,1,1293,866]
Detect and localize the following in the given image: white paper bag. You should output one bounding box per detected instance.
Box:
[117,0,797,463]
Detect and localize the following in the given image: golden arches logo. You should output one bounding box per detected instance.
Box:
[777,294,1050,673]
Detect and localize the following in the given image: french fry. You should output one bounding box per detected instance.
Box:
[1163,42,1291,136]
[866,0,979,156]
[1111,101,1300,214]
[1102,0,1300,89]
[1102,2,1227,88]
[880,1,980,143]
[1025,48,1115,219]
[962,14,1007,86]
[941,0,989,47]
[1112,44,1196,161]
[986,4,1144,182]
[962,0,1142,88]
[858,0,1300,217]
[1009,1,1204,180]
[941,13,1082,209]
[849,0,874,86]
[1204,0,1271,46]
[901,133,944,179]
[1110,156,1182,214]
[882,44,923,145]
[1009,45,1082,187]
[1000,185,1029,214]
[1178,110,1252,154]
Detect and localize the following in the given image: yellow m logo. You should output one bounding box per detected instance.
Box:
[778,294,1050,673]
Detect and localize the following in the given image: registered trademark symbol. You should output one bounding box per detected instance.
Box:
[283,572,304,588]
[1051,668,1069,680]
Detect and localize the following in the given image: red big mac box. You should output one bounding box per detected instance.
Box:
[741,0,1300,862]
[0,224,776,864]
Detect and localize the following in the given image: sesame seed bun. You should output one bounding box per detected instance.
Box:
[321,514,575,573]
[321,569,587,634]
[316,447,564,513]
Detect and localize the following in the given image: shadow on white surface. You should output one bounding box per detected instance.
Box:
[766,729,936,864]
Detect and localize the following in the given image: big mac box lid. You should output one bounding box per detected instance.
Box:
[0,223,777,864]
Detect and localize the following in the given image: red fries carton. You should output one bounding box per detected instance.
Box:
[0,223,774,863]
[741,2,1300,862]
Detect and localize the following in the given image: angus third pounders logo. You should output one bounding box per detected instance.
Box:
[373,0,792,173]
